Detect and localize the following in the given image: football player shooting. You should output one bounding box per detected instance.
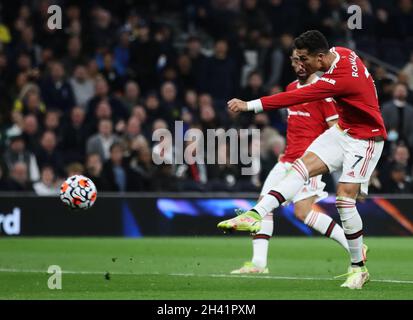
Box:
[218,30,387,289]
[231,50,366,275]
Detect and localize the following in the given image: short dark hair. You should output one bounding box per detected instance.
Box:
[294,30,329,55]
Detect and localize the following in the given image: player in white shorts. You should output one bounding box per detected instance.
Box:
[230,50,357,275]
[219,31,386,289]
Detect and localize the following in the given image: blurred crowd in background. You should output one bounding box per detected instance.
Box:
[0,0,413,195]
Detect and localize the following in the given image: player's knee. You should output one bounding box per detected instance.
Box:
[336,183,359,199]
[297,155,327,177]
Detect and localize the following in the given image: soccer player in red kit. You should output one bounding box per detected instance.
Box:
[218,30,386,289]
[231,50,355,275]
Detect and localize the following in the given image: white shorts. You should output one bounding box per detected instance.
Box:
[260,161,328,204]
[306,124,384,196]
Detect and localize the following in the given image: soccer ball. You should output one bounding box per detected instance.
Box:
[60,175,97,210]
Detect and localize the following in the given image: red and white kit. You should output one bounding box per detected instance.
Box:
[261,78,338,203]
[252,47,386,195]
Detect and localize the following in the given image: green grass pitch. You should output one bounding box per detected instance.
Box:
[0,237,412,299]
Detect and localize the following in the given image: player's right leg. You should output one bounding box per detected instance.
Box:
[294,196,349,252]
[217,154,332,233]
[217,125,343,233]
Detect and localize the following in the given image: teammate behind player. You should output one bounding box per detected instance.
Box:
[231,51,352,275]
[219,30,386,289]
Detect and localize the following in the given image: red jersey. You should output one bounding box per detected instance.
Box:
[280,78,338,163]
[260,47,387,140]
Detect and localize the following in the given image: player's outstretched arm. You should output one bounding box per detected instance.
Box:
[262,78,343,111]
[236,78,342,113]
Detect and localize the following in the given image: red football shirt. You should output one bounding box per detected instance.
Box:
[260,47,387,140]
[280,79,338,163]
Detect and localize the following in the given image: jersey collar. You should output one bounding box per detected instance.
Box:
[325,47,340,75]
[297,75,319,89]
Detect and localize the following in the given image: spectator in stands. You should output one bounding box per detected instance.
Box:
[3,134,40,183]
[21,114,41,152]
[238,71,266,127]
[264,33,295,89]
[130,105,150,138]
[130,135,150,159]
[101,142,142,192]
[200,39,237,105]
[35,131,65,176]
[98,52,125,93]
[90,100,114,132]
[121,81,141,112]
[382,83,413,149]
[90,8,117,50]
[199,103,221,133]
[185,36,206,90]
[145,92,165,124]
[14,87,46,117]
[8,162,34,192]
[240,71,266,101]
[160,81,181,126]
[120,116,144,156]
[61,106,89,164]
[382,163,412,194]
[113,28,131,77]
[15,26,42,67]
[40,61,75,113]
[240,0,270,34]
[129,19,161,93]
[183,89,199,115]
[380,144,412,186]
[86,119,121,161]
[43,110,62,141]
[69,65,95,109]
[62,36,88,75]
[33,166,60,196]
[85,153,110,191]
[176,53,196,93]
[86,76,128,123]
[130,146,156,190]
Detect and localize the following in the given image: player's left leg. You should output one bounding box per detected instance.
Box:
[334,182,370,289]
[336,138,384,289]
[294,196,349,252]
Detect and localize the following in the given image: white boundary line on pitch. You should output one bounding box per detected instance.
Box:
[1,268,413,285]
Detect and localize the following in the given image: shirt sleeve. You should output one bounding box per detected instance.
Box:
[260,72,349,111]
